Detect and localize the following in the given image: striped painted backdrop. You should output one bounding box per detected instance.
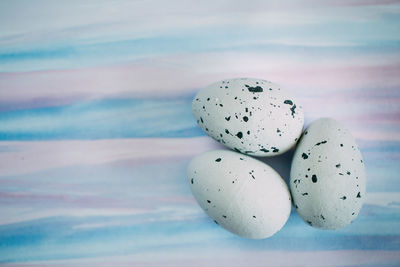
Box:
[0,0,399,266]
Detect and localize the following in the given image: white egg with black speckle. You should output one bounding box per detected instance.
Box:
[290,118,366,229]
[192,78,304,156]
[187,149,291,239]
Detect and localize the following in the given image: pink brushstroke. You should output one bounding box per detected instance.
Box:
[0,137,222,176]
[1,54,399,109]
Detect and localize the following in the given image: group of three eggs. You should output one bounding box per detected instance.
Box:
[187,78,366,239]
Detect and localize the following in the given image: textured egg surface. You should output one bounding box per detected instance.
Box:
[290,118,366,229]
[187,149,291,239]
[192,78,304,156]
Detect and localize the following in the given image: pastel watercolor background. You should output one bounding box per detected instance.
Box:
[0,0,399,266]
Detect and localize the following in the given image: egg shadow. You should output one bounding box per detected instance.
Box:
[257,148,295,186]
[206,138,295,186]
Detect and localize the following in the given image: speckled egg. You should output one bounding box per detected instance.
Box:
[187,149,291,239]
[192,78,304,156]
[290,118,366,229]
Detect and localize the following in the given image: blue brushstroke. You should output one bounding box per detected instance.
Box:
[0,25,399,71]
[0,46,76,62]
[0,205,399,263]
[0,96,205,140]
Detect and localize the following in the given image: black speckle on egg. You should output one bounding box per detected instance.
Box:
[243,116,249,122]
[271,147,279,153]
[215,158,222,162]
[207,200,211,203]
[236,132,243,139]
[302,153,308,159]
[357,192,361,198]
[246,85,263,92]
[191,178,194,184]
[312,175,317,183]
[315,140,327,146]
[290,104,297,118]
[336,163,341,168]
[225,116,231,121]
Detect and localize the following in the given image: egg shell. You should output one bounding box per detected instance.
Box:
[290,118,366,229]
[192,78,304,156]
[187,149,291,239]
